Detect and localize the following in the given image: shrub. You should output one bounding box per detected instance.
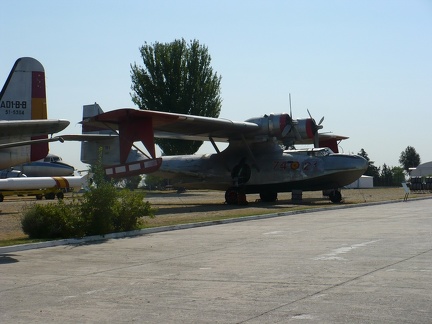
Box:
[112,190,154,232]
[21,188,154,239]
[79,181,118,236]
[21,150,154,239]
[21,200,86,239]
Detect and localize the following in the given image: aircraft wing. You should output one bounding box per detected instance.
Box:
[0,119,70,138]
[83,108,260,142]
[81,107,350,160]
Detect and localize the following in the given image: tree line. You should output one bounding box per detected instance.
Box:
[358,146,421,186]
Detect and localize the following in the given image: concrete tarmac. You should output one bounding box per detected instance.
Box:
[0,199,431,323]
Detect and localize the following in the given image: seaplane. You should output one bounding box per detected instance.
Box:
[63,103,367,204]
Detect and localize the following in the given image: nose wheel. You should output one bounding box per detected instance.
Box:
[259,191,278,202]
[329,190,342,203]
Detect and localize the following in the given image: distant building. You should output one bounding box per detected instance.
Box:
[409,162,432,177]
[346,175,373,189]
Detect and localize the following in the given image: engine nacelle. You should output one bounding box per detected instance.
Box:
[245,113,316,141]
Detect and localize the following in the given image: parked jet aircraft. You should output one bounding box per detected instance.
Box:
[65,103,367,203]
[0,57,69,169]
[10,153,75,177]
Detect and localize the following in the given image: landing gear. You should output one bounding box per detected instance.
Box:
[259,191,278,202]
[45,192,56,200]
[328,190,342,203]
[225,187,247,205]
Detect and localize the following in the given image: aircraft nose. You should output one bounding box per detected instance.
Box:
[356,155,369,172]
[326,154,368,173]
[344,154,368,172]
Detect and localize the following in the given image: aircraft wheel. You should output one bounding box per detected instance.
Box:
[56,192,64,200]
[36,195,43,200]
[259,192,278,202]
[45,192,56,200]
[329,190,342,203]
[225,188,248,205]
[225,188,239,205]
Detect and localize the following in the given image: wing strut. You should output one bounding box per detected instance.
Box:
[0,136,64,149]
[241,134,260,172]
[209,136,231,172]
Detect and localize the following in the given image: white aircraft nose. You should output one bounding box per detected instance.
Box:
[325,154,368,173]
[355,155,369,172]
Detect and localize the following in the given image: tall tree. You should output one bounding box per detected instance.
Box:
[399,146,421,174]
[130,38,222,155]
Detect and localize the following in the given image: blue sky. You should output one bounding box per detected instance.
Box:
[1,0,431,172]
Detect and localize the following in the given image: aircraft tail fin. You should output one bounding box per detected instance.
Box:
[82,103,116,135]
[0,57,47,121]
[0,57,49,160]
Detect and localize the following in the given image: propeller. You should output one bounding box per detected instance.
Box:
[307,109,324,148]
[280,95,325,148]
[281,94,301,139]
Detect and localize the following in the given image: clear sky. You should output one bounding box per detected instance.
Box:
[1,0,431,172]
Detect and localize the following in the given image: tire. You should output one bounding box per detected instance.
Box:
[225,187,239,205]
[329,190,342,203]
[45,192,56,200]
[259,192,278,202]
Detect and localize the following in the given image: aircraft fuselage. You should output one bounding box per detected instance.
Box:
[155,143,368,195]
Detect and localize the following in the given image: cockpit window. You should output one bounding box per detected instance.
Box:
[285,147,334,156]
[44,156,61,162]
[307,148,334,157]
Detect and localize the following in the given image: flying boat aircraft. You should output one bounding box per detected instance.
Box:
[0,57,69,169]
[63,103,367,204]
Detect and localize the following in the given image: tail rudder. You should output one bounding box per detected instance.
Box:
[0,57,49,161]
[0,57,47,121]
[82,103,116,135]
[83,102,104,121]
[81,103,119,165]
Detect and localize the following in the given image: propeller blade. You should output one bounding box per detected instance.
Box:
[281,124,292,137]
[289,93,292,117]
[293,126,302,140]
[318,116,324,126]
